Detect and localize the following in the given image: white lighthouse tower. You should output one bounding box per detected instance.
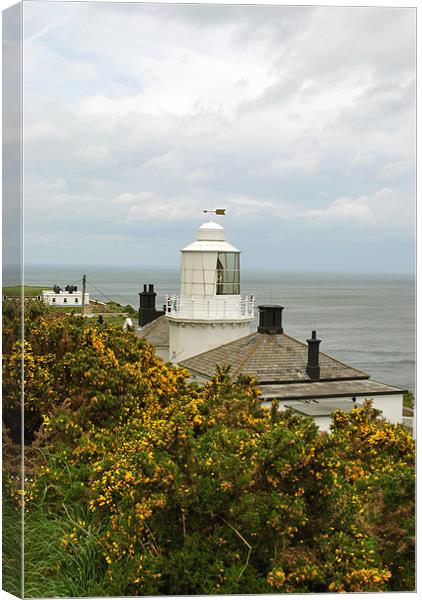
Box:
[166,219,255,363]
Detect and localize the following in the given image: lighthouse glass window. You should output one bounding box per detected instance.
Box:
[216,252,240,295]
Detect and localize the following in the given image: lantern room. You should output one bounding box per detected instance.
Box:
[166,219,254,361]
[179,221,241,297]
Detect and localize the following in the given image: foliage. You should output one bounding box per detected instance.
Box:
[2,302,415,596]
[89,301,137,318]
[122,304,138,319]
[403,390,414,409]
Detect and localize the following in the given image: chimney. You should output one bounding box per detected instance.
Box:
[138,283,165,327]
[258,305,284,334]
[306,330,321,380]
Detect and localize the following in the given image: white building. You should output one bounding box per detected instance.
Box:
[138,219,406,432]
[166,221,254,363]
[42,287,89,307]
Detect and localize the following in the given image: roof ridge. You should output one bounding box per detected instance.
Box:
[318,350,369,378]
[140,314,165,334]
[320,352,370,378]
[369,379,405,391]
[231,334,266,378]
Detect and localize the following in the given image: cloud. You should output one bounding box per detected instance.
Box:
[266,149,321,176]
[114,191,292,222]
[301,188,413,232]
[75,144,112,166]
[116,191,197,221]
[21,3,415,270]
[303,196,370,221]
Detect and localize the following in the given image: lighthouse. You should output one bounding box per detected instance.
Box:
[166,219,255,362]
[138,218,406,433]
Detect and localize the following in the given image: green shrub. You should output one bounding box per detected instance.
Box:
[2,304,415,595]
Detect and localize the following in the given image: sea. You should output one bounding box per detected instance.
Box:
[19,265,416,395]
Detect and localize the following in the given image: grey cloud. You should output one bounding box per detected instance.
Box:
[21,3,415,271]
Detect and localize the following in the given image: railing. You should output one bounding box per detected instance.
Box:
[165,294,255,320]
[402,416,415,438]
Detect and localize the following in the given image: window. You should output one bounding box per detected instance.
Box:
[52,298,56,303]
[64,298,67,303]
[216,252,240,295]
[75,298,79,303]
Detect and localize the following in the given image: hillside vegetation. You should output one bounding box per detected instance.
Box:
[3,285,45,297]
[2,300,415,595]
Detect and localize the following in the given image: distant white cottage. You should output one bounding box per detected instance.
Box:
[42,284,89,307]
[137,219,406,432]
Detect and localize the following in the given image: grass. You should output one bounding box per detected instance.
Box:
[90,302,137,317]
[52,306,83,313]
[3,285,45,297]
[99,314,127,325]
[23,506,104,597]
[3,489,109,598]
[2,491,22,597]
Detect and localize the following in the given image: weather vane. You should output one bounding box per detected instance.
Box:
[203,208,226,215]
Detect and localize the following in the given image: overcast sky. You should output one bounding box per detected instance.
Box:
[22,2,415,272]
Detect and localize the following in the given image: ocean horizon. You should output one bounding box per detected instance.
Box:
[5,264,415,395]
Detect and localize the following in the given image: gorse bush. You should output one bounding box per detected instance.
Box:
[2,302,415,595]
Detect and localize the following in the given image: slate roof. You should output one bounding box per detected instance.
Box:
[180,331,369,384]
[136,315,170,347]
[259,379,404,401]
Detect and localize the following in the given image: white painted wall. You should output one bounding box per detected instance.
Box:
[168,318,251,363]
[156,346,170,362]
[312,415,332,432]
[42,291,89,306]
[309,393,404,425]
[369,393,403,425]
[260,401,336,432]
[261,392,404,431]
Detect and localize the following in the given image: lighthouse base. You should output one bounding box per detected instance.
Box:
[168,317,252,363]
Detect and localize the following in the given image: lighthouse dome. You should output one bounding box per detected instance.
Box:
[182,220,239,253]
[197,221,225,242]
